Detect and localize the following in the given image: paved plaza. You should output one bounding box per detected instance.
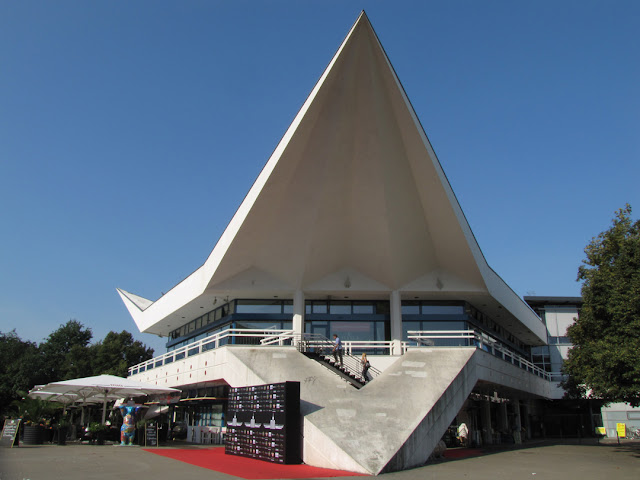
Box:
[1,439,638,480]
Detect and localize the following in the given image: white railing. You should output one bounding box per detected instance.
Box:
[295,333,383,381]
[342,340,402,356]
[407,330,551,380]
[128,327,550,381]
[128,328,294,376]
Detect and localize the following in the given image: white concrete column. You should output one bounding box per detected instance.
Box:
[390,290,402,354]
[293,290,305,341]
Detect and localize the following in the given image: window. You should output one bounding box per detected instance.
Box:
[330,301,351,314]
[352,302,374,314]
[402,301,420,314]
[312,301,328,314]
[421,304,464,315]
[235,300,283,314]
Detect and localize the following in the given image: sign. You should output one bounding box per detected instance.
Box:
[145,424,158,447]
[1,418,21,447]
[595,427,606,436]
[617,423,626,438]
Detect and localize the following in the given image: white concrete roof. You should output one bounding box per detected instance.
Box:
[118,12,546,345]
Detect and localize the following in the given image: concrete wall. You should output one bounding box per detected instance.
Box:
[130,345,551,474]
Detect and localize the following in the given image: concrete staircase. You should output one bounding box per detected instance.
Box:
[223,346,478,475]
[302,351,366,388]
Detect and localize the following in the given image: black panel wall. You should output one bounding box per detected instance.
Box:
[225,382,301,464]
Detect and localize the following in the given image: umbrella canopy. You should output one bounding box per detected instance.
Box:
[32,375,179,424]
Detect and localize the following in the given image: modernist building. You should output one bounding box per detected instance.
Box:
[119,13,569,474]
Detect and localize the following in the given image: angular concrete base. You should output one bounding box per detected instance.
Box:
[131,345,549,475]
[226,347,477,474]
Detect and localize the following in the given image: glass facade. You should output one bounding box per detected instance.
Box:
[304,300,390,351]
[167,299,294,352]
[164,297,530,363]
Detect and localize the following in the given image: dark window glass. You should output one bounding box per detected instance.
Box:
[235,300,282,314]
[352,302,374,314]
[375,302,390,315]
[330,301,351,314]
[421,305,464,315]
[283,301,293,315]
[402,301,420,315]
[312,301,328,314]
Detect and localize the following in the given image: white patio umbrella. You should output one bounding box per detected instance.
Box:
[28,388,123,424]
[32,374,180,424]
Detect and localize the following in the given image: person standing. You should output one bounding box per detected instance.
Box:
[457,422,469,447]
[332,334,343,366]
[360,352,370,382]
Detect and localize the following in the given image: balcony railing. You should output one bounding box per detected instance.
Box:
[407,330,551,380]
[128,327,550,381]
[128,328,294,376]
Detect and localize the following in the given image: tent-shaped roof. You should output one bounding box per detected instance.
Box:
[118,12,545,345]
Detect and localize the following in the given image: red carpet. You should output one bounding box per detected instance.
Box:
[144,446,369,478]
[442,448,483,459]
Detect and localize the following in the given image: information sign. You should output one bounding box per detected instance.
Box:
[1,418,21,447]
[617,423,626,438]
[145,424,158,446]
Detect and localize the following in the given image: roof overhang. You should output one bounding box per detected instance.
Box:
[118,12,546,346]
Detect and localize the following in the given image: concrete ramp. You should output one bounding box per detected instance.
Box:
[225,346,477,475]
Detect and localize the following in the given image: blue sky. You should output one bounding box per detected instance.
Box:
[1,1,638,354]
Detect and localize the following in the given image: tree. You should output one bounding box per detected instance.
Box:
[39,320,93,382]
[0,331,46,416]
[0,321,155,416]
[90,331,154,377]
[564,204,640,406]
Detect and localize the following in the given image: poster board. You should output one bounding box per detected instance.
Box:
[1,418,21,447]
[145,424,158,447]
[617,423,626,438]
[225,381,301,464]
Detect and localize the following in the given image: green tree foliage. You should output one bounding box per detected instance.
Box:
[90,331,154,377]
[564,204,640,406]
[39,319,94,382]
[0,322,155,416]
[0,331,47,416]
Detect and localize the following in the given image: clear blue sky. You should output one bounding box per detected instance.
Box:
[1,1,638,354]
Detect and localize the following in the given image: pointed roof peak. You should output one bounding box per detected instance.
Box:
[119,13,546,345]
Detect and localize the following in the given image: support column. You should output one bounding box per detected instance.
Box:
[498,401,509,433]
[481,400,493,445]
[293,290,305,343]
[522,400,531,440]
[390,290,402,355]
[512,399,522,444]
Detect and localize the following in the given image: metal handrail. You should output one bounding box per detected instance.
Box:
[407,330,551,381]
[128,326,550,382]
[129,328,294,376]
[296,333,381,382]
